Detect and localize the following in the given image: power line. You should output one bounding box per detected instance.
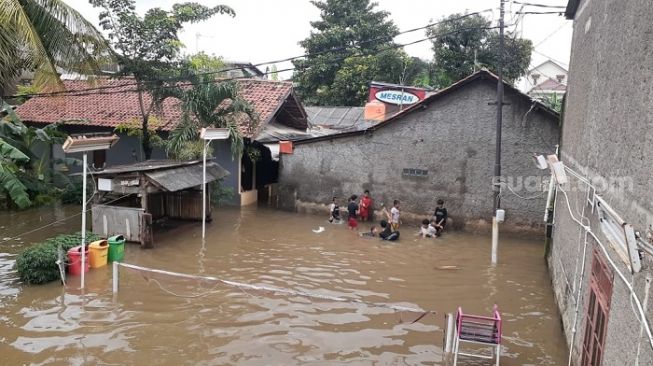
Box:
[5,9,498,100]
[0,193,132,243]
[515,11,564,15]
[533,20,570,48]
[8,24,508,100]
[512,1,566,8]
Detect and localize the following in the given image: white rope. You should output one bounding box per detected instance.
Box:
[501,182,547,200]
[118,262,434,315]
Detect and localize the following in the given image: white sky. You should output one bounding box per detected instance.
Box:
[64,0,572,78]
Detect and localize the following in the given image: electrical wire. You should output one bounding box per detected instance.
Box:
[515,11,564,15]
[6,23,509,100]
[557,186,653,354]
[5,9,498,100]
[512,1,566,8]
[0,193,132,243]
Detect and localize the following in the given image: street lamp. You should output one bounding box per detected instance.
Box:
[62,133,119,290]
[199,127,230,239]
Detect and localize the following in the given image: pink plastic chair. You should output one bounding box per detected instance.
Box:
[453,305,502,366]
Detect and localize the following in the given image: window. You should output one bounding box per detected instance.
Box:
[531,73,540,85]
[402,168,428,177]
[93,150,106,170]
[581,250,613,366]
[556,74,566,83]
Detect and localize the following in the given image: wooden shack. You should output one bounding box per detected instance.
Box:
[89,160,229,248]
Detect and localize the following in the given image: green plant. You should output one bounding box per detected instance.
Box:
[292,0,404,106]
[427,13,532,88]
[210,179,234,206]
[1,99,69,209]
[14,232,101,285]
[90,0,234,159]
[0,0,111,91]
[165,78,258,160]
[245,145,261,162]
[60,180,83,204]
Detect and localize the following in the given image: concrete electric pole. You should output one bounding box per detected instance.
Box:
[491,0,506,265]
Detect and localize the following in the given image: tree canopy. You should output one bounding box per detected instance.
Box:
[428,13,532,88]
[89,0,235,159]
[0,0,111,92]
[293,0,427,106]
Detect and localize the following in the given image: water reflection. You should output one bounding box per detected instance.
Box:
[0,205,567,365]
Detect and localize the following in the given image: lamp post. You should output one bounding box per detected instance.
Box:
[62,134,119,290]
[199,128,230,239]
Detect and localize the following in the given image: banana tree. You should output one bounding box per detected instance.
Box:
[0,134,31,209]
[1,99,68,208]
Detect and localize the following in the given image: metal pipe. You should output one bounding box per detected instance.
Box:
[491,217,499,265]
[444,313,455,353]
[595,195,626,225]
[544,174,555,222]
[112,260,119,294]
[202,141,207,239]
[81,153,87,290]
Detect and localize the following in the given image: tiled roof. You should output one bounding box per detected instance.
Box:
[15,78,296,138]
[530,78,567,93]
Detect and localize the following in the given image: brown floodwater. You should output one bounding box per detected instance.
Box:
[0,204,568,365]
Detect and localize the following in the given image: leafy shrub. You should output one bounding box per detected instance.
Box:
[60,181,84,204]
[14,232,100,285]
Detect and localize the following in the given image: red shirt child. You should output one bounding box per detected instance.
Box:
[359,190,373,221]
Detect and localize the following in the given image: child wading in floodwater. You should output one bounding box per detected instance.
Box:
[359,190,373,222]
[385,200,401,231]
[329,197,341,223]
[359,226,378,238]
[347,195,359,230]
[433,199,448,235]
[418,219,438,238]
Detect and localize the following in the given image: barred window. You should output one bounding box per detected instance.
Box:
[402,168,428,177]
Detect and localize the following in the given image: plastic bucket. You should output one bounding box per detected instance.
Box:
[67,245,90,276]
[88,240,109,268]
[108,235,125,262]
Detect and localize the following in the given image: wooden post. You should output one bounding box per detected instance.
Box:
[140,212,153,248]
[139,174,148,212]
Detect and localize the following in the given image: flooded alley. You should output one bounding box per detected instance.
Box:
[1,205,567,365]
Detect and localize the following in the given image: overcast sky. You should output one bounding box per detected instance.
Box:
[64,0,572,78]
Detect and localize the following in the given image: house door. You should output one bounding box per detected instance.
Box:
[581,249,614,366]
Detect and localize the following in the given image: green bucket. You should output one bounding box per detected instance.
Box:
[108,235,125,262]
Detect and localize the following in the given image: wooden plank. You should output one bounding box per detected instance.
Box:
[140,212,153,248]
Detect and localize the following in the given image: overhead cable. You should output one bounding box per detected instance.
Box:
[5,9,497,99]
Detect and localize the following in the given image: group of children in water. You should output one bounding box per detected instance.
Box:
[328,191,448,241]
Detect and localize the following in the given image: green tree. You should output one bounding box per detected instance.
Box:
[165,75,258,160]
[0,0,111,92]
[89,0,234,159]
[428,13,532,88]
[0,100,68,208]
[293,0,405,106]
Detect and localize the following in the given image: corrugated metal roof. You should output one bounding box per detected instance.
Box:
[145,162,229,192]
[305,106,374,131]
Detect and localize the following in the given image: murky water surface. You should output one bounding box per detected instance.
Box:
[0,205,567,365]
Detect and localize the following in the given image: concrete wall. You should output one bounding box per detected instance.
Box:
[548,0,653,364]
[278,79,560,233]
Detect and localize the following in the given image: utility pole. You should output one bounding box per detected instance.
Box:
[491,0,505,265]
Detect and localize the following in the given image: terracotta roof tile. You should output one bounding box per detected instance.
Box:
[15,78,296,138]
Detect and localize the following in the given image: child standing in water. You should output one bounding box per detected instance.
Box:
[329,197,341,223]
[433,199,448,234]
[347,195,359,230]
[390,200,401,231]
[359,190,373,222]
[382,200,401,231]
